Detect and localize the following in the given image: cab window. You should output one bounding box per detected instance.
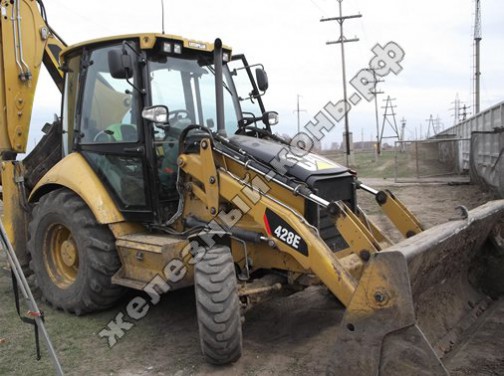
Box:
[79,45,140,144]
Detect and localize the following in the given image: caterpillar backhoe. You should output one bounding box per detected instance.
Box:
[1,1,504,374]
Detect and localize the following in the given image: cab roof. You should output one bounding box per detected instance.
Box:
[61,33,232,57]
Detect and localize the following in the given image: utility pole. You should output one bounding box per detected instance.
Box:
[397,117,406,152]
[434,115,443,134]
[461,104,471,121]
[400,117,406,140]
[366,68,384,159]
[449,93,461,126]
[293,94,306,134]
[474,0,482,114]
[321,0,361,166]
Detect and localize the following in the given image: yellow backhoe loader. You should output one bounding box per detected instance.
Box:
[1,1,503,374]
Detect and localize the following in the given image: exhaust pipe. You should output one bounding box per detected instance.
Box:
[213,38,226,137]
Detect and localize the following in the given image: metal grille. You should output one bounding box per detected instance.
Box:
[318,208,348,252]
[393,139,469,182]
[307,176,354,252]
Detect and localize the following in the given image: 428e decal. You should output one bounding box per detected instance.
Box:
[264,209,308,256]
[274,225,301,249]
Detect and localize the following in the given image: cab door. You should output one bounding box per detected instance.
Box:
[72,44,154,222]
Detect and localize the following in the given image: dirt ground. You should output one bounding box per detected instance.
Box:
[0,178,502,376]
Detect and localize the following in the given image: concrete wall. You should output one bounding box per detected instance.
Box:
[470,130,504,198]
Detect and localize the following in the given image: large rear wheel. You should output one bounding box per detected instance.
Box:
[28,188,124,315]
[194,245,242,365]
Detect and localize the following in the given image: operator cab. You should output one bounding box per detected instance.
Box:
[61,34,274,223]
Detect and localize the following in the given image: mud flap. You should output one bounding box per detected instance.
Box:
[328,200,504,375]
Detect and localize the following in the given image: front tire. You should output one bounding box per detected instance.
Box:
[28,188,124,315]
[194,245,243,364]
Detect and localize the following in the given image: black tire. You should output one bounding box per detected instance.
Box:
[194,245,243,365]
[28,188,124,315]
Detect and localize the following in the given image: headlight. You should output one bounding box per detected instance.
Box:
[162,42,172,53]
[262,111,279,126]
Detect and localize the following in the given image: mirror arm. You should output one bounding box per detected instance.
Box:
[120,42,144,95]
[233,63,265,72]
[122,41,141,57]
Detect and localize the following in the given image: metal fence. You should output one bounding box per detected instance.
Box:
[437,100,504,171]
[470,130,504,198]
[394,139,469,182]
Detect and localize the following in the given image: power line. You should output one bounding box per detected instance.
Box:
[308,0,326,14]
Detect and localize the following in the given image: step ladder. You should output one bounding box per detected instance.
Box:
[0,219,64,375]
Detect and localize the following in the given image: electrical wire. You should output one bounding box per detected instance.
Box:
[36,0,67,46]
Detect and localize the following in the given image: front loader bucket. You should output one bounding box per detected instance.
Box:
[328,200,504,376]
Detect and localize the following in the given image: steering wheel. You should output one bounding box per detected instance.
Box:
[93,129,116,142]
[235,124,269,138]
[93,124,138,142]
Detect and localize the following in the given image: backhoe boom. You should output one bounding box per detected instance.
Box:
[0,0,65,156]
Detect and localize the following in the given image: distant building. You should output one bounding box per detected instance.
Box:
[382,142,392,150]
[329,142,339,151]
[311,137,322,153]
[352,141,375,150]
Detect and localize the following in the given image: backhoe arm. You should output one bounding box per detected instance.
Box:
[0,0,65,156]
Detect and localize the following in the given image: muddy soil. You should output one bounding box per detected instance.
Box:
[0,179,502,376]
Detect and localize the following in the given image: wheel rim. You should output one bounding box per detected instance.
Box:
[44,223,79,289]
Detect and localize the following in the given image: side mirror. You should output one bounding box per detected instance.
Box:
[108,49,134,79]
[262,111,279,126]
[255,68,269,92]
[142,105,169,124]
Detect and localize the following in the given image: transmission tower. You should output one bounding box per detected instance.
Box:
[379,96,400,148]
[425,114,437,139]
[449,93,461,126]
[474,0,482,114]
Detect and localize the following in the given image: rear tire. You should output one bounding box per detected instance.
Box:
[28,188,124,315]
[194,245,242,365]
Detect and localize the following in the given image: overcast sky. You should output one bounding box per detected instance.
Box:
[29,0,503,150]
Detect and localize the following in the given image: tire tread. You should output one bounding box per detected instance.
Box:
[194,246,242,365]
